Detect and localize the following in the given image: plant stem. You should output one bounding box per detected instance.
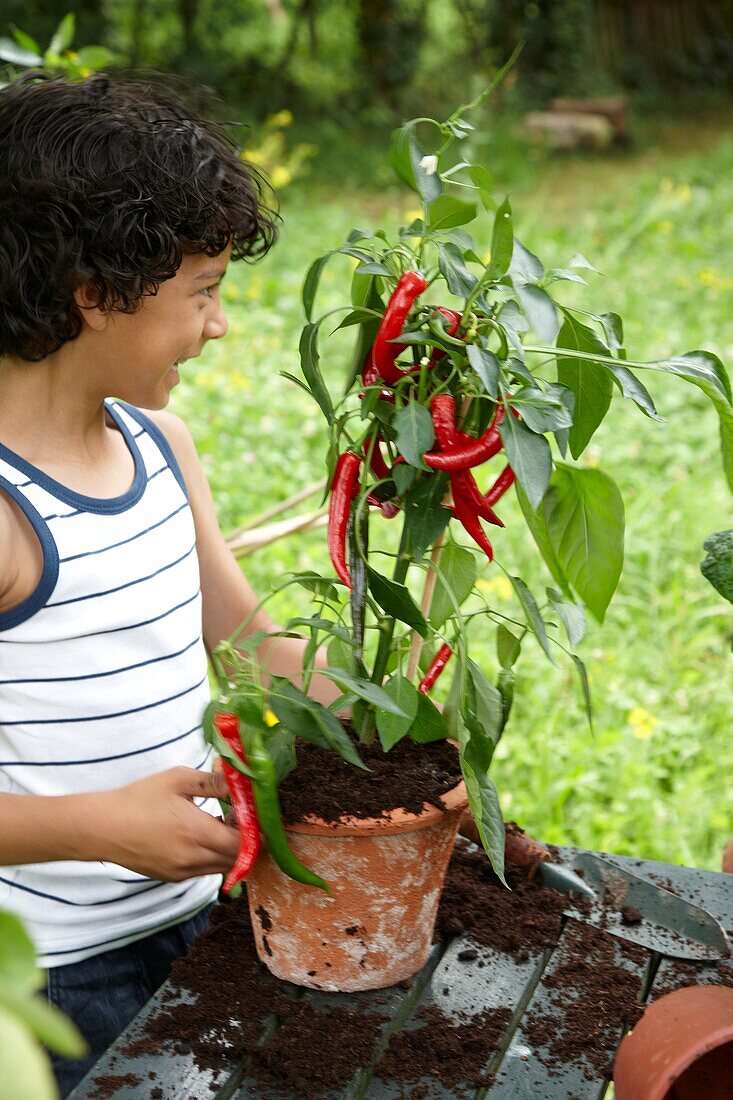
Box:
[370,522,412,689]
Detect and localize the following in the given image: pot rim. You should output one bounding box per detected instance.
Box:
[284,778,468,836]
[614,985,733,1100]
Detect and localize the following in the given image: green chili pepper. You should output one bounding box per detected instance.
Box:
[247,729,330,893]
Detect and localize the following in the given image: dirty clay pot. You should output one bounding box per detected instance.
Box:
[245,780,468,992]
[613,984,733,1100]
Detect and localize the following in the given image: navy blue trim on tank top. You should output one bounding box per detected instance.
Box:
[0,475,60,632]
[116,402,189,500]
[0,401,145,514]
[0,722,201,768]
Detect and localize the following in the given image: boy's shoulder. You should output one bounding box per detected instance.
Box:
[138,408,208,507]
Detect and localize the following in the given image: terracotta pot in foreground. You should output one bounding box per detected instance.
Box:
[245,780,468,992]
[613,984,733,1100]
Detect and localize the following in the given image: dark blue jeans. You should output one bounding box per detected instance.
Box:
[45,903,215,1099]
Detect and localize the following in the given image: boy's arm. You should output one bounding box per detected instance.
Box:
[0,768,239,878]
[149,411,341,706]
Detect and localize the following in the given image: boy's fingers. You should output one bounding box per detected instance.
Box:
[174,766,230,802]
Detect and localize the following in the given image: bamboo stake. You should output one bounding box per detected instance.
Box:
[406,532,446,683]
[227,477,327,539]
[226,509,328,558]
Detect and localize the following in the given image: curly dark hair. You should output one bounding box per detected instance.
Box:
[0,73,279,361]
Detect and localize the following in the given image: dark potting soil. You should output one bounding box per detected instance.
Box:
[522,919,647,1081]
[278,733,462,823]
[106,844,645,1099]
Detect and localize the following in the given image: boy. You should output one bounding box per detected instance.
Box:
[0,72,333,1096]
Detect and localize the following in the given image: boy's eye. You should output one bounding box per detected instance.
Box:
[200,283,220,299]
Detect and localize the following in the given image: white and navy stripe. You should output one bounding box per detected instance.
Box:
[0,401,218,967]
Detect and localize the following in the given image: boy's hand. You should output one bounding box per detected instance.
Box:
[92,767,240,882]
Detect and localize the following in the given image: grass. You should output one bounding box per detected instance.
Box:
[173,105,733,871]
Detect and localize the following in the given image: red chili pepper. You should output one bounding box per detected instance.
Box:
[327,452,362,588]
[484,464,516,506]
[367,493,400,518]
[215,712,261,894]
[418,644,453,694]
[363,435,391,481]
[424,403,506,471]
[364,271,428,386]
[451,474,495,561]
[429,395,497,560]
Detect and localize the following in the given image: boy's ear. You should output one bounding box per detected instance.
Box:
[73,285,110,332]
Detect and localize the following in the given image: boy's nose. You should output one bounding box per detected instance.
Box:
[204,301,228,341]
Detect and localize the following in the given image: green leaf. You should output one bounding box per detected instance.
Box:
[509,575,555,663]
[463,659,503,761]
[460,763,507,885]
[394,400,435,468]
[515,481,574,600]
[355,261,392,276]
[427,195,477,230]
[0,914,39,993]
[0,38,43,65]
[571,654,593,731]
[302,252,332,321]
[269,680,368,769]
[500,415,552,512]
[543,464,625,624]
[644,349,731,404]
[516,285,559,343]
[700,530,733,605]
[327,636,355,674]
[467,165,495,212]
[514,384,574,434]
[430,543,476,627]
[10,27,40,54]
[467,345,500,397]
[497,624,521,668]
[376,674,420,750]
[292,571,341,601]
[484,197,514,280]
[388,123,441,204]
[437,241,478,297]
[547,589,587,647]
[0,982,86,1057]
[570,252,600,273]
[317,669,408,716]
[409,692,447,743]
[0,1003,58,1099]
[605,364,662,422]
[556,315,614,459]
[393,463,416,495]
[366,566,429,637]
[299,323,334,425]
[509,238,544,284]
[49,12,75,55]
[75,45,116,69]
[403,474,452,562]
[264,724,297,783]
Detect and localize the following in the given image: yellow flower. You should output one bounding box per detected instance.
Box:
[271,165,293,189]
[403,208,422,224]
[657,219,674,235]
[698,268,716,287]
[627,706,658,740]
[676,183,692,204]
[265,709,279,727]
[476,574,513,601]
[269,110,293,128]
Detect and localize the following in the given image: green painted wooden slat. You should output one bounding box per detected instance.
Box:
[68,986,239,1099]
[484,919,649,1099]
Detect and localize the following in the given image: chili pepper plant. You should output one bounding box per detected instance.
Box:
[205,78,733,891]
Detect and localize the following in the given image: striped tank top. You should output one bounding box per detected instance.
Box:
[0,400,219,967]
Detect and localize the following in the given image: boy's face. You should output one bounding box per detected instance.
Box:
[98,249,230,410]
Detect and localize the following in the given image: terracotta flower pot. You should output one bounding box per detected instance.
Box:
[245,780,468,991]
[614,984,733,1100]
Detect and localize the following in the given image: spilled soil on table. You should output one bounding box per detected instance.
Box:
[87,741,732,1100]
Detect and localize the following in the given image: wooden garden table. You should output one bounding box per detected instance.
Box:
[69,848,733,1100]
